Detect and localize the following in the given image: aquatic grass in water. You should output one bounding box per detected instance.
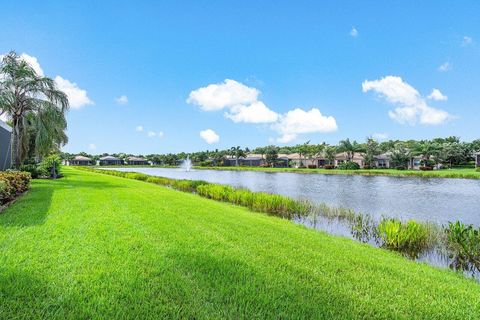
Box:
[377,219,432,258]
[445,221,480,273]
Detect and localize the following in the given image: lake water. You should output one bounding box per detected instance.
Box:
[110,167,480,226]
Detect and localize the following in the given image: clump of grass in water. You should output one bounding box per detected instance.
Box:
[445,221,480,274]
[377,218,433,258]
[196,184,311,218]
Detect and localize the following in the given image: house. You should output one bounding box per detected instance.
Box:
[0,120,12,170]
[242,154,266,166]
[335,152,365,168]
[97,155,123,166]
[374,154,391,168]
[475,152,480,167]
[69,155,93,166]
[223,154,266,166]
[126,156,149,165]
[408,156,423,170]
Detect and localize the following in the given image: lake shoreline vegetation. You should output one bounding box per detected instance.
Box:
[77,166,480,279]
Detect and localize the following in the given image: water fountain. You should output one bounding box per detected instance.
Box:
[180,155,192,172]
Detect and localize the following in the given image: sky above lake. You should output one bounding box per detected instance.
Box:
[1,1,479,154]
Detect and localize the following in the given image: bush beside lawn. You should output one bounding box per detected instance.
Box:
[0,167,479,319]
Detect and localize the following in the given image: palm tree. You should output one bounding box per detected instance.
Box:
[0,51,69,168]
[338,138,361,161]
[323,145,337,165]
[230,146,245,166]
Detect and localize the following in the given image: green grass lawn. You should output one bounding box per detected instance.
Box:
[196,165,480,179]
[0,168,479,319]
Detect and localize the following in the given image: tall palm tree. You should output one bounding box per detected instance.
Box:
[338,138,361,161]
[230,146,245,166]
[0,51,69,168]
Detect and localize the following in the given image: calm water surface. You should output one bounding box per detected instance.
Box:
[111,167,480,226]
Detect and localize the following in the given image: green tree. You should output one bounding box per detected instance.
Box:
[0,52,69,168]
[323,145,337,165]
[389,143,411,169]
[338,138,362,161]
[230,146,245,166]
[264,145,279,167]
[363,138,380,167]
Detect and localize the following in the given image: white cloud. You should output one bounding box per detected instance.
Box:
[158,131,164,138]
[350,27,358,37]
[187,79,258,111]
[135,125,144,132]
[438,62,451,72]
[272,108,338,143]
[427,88,448,101]
[188,79,278,124]
[462,36,473,46]
[372,133,389,140]
[54,76,93,109]
[225,101,279,123]
[199,129,220,144]
[189,79,337,141]
[147,131,157,137]
[88,143,96,150]
[19,53,44,76]
[362,76,452,125]
[115,95,128,105]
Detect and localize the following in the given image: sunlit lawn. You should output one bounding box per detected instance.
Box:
[0,167,479,319]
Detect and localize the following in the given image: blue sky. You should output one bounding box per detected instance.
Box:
[1,1,479,154]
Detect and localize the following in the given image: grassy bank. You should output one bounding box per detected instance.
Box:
[0,168,479,318]
[194,165,480,179]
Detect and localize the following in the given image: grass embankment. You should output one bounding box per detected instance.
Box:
[0,168,479,319]
[195,166,480,179]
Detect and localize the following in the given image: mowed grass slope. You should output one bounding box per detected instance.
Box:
[0,168,479,319]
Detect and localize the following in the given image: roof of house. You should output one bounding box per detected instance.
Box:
[100,155,121,161]
[335,152,364,160]
[374,153,390,160]
[0,119,12,133]
[127,156,147,161]
[74,155,92,161]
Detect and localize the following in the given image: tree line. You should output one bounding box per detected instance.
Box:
[63,137,480,169]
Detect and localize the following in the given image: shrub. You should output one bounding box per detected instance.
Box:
[307,165,317,169]
[363,165,372,170]
[419,166,433,171]
[337,161,360,170]
[395,166,406,170]
[377,218,430,257]
[476,167,480,172]
[20,164,41,179]
[38,154,63,178]
[0,171,31,204]
[324,165,335,170]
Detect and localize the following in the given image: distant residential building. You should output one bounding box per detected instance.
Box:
[0,120,12,170]
[126,156,149,165]
[223,154,266,167]
[335,152,365,168]
[374,154,391,168]
[69,155,94,166]
[408,156,423,170]
[475,152,480,167]
[98,155,123,166]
